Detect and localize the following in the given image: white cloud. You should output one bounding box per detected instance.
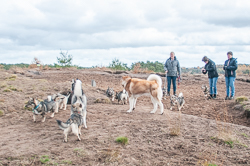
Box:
[0,0,250,67]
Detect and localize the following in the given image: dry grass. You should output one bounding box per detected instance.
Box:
[197,149,219,166]
[213,103,237,148]
[10,66,25,75]
[6,74,17,81]
[0,110,4,116]
[99,148,120,163]
[132,63,154,74]
[94,98,111,104]
[29,64,43,69]
[169,111,182,136]
[236,64,250,76]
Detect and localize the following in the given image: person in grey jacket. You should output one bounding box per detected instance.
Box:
[164,52,181,96]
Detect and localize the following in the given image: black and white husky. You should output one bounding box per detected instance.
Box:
[71,79,87,128]
[56,113,84,142]
[115,89,128,105]
[170,92,185,111]
[26,97,58,122]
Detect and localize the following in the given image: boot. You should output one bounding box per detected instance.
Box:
[213,94,217,99]
[174,91,176,96]
[210,94,213,99]
[225,96,229,100]
[167,92,170,96]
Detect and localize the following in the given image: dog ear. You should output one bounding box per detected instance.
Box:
[72,104,76,108]
[79,104,82,108]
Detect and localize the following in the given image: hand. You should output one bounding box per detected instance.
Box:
[224,66,227,69]
[165,71,168,74]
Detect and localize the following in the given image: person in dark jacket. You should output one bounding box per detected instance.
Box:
[223,51,238,100]
[164,52,181,96]
[201,56,219,99]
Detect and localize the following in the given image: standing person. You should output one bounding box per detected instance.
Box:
[164,52,181,96]
[201,56,219,99]
[223,51,238,100]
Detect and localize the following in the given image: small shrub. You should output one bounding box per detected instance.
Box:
[0,110,4,116]
[115,136,128,145]
[40,155,50,164]
[225,140,234,148]
[169,126,181,136]
[6,74,17,81]
[99,149,120,163]
[241,133,248,138]
[94,98,111,104]
[73,148,86,157]
[235,96,248,103]
[24,106,33,111]
[3,89,11,92]
[61,160,72,164]
[0,84,7,88]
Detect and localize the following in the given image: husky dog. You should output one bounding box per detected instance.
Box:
[56,113,84,142]
[121,74,164,114]
[53,92,71,110]
[106,87,115,102]
[71,79,87,129]
[170,92,185,111]
[162,87,167,100]
[201,84,211,99]
[115,89,128,105]
[26,97,58,122]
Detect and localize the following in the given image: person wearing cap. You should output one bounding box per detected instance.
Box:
[164,52,181,96]
[201,56,219,99]
[223,51,238,100]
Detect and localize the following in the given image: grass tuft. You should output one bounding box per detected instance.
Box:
[235,96,248,103]
[0,110,4,116]
[115,136,128,145]
[39,155,50,164]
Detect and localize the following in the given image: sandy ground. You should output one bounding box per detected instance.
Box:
[0,68,250,166]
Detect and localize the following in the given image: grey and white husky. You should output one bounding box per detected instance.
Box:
[26,97,58,122]
[56,113,84,142]
[53,92,71,110]
[201,84,210,99]
[71,79,87,129]
[170,92,185,111]
[106,87,115,102]
[115,89,128,104]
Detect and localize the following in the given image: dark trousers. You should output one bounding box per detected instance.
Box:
[167,76,177,92]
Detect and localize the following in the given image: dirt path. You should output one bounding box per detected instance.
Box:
[0,69,250,165]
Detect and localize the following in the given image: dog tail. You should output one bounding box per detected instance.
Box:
[147,74,162,87]
[147,74,163,100]
[178,92,183,98]
[56,120,70,130]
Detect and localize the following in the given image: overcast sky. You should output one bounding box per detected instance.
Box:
[0,0,250,68]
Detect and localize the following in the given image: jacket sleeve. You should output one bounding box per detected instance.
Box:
[177,60,181,76]
[206,62,216,71]
[164,60,168,71]
[227,59,238,71]
[202,65,208,74]
[223,60,227,70]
